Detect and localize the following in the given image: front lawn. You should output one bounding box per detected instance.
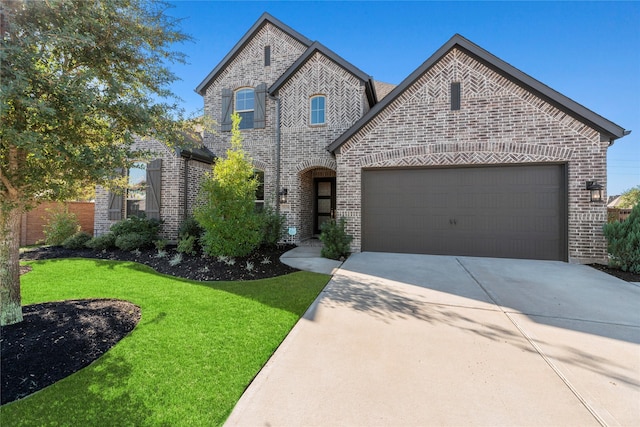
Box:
[0,258,329,426]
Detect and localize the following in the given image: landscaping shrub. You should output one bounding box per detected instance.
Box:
[261,205,285,247]
[319,217,353,260]
[115,232,150,252]
[43,207,80,246]
[177,235,197,255]
[62,231,92,249]
[178,216,203,240]
[85,233,116,250]
[603,203,640,273]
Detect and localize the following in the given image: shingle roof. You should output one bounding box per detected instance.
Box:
[328,34,629,153]
[373,81,396,101]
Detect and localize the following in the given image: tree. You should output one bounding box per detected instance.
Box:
[0,0,193,325]
[618,185,640,208]
[195,113,263,257]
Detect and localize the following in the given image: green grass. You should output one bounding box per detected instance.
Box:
[1,258,329,426]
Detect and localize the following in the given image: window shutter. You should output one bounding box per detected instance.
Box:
[146,159,162,220]
[254,83,267,129]
[107,168,124,220]
[221,88,232,132]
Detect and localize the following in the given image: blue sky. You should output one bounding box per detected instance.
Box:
[166,1,639,195]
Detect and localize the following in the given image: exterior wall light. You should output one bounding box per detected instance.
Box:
[279,188,288,204]
[586,180,603,203]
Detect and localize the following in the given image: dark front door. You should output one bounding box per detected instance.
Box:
[314,178,336,234]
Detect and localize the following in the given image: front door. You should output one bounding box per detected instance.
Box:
[314,178,336,234]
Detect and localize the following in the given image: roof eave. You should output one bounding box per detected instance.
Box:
[328,34,629,153]
[195,12,313,96]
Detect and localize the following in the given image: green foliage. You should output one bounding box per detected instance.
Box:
[618,185,640,208]
[62,231,92,249]
[319,218,353,260]
[261,205,286,247]
[154,239,168,251]
[85,233,116,251]
[177,235,197,255]
[110,216,160,244]
[115,233,150,252]
[178,216,203,240]
[43,207,80,246]
[603,203,640,273]
[195,114,263,257]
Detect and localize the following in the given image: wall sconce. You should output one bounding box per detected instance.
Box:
[586,181,603,203]
[279,188,288,204]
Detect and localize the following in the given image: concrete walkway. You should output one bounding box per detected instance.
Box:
[280,245,343,275]
[226,252,640,426]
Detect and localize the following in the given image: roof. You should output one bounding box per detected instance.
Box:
[177,145,216,164]
[195,13,313,95]
[328,34,630,153]
[373,81,396,100]
[269,41,377,108]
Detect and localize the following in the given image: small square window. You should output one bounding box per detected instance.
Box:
[310,96,326,125]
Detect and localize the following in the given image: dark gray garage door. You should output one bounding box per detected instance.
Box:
[362,165,567,261]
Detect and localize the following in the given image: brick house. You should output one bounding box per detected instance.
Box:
[95,12,629,263]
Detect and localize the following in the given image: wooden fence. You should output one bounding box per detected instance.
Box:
[20,201,95,246]
[607,208,633,223]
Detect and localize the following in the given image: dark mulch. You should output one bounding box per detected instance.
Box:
[1,299,141,405]
[2,244,299,406]
[588,263,640,283]
[20,244,299,281]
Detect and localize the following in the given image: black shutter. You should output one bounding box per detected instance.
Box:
[146,159,162,220]
[221,88,232,132]
[107,168,124,220]
[451,82,461,111]
[254,83,267,129]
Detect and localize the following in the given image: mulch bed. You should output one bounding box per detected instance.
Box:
[588,263,640,283]
[1,299,140,405]
[1,244,299,405]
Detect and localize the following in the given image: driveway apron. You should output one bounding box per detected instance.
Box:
[225,252,640,426]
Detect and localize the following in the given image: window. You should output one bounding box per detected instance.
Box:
[235,88,255,129]
[254,170,264,212]
[310,95,325,125]
[127,162,146,218]
[451,82,461,111]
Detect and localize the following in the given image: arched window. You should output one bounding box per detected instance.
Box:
[235,88,255,129]
[310,95,326,125]
[127,162,147,218]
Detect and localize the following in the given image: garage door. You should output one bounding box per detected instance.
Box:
[362,165,567,261]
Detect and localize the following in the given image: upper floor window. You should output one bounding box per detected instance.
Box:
[310,95,326,125]
[235,88,255,129]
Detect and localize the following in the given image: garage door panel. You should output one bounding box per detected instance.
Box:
[362,165,566,261]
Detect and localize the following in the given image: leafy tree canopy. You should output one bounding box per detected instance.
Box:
[618,185,640,208]
[0,0,195,325]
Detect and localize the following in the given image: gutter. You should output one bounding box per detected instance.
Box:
[269,94,282,214]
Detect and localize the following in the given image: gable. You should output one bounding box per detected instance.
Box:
[277,51,371,128]
[329,34,628,153]
[196,13,311,95]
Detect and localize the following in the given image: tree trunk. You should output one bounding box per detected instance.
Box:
[0,206,23,326]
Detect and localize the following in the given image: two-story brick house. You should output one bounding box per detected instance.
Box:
[96,12,629,264]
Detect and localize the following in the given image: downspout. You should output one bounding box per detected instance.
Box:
[269,94,282,215]
[183,156,189,220]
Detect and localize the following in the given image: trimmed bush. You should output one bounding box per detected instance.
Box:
[62,231,92,249]
[85,233,116,250]
[261,205,285,247]
[603,203,640,273]
[43,207,80,246]
[115,232,149,252]
[177,235,197,255]
[319,218,353,260]
[178,216,203,240]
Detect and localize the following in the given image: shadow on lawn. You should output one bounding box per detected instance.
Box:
[1,353,153,426]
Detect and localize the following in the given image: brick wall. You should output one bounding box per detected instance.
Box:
[203,25,368,240]
[335,48,609,263]
[20,201,94,246]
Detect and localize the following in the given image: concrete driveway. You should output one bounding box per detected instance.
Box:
[225,252,640,426]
